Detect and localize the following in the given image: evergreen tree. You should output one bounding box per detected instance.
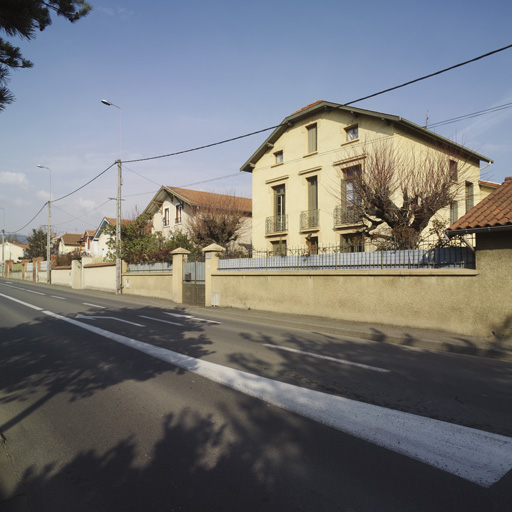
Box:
[26,227,47,259]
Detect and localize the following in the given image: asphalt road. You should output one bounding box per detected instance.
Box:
[1,278,512,511]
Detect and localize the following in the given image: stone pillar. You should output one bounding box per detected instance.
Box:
[202,243,225,307]
[21,259,29,281]
[171,248,190,304]
[33,257,43,283]
[71,259,83,289]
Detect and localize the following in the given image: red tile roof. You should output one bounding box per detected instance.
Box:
[449,177,512,231]
[59,233,83,246]
[291,100,325,115]
[479,180,500,189]
[167,187,252,213]
[104,217,134,227]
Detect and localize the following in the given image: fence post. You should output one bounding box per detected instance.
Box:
[171,248,190,304]
[202,243,225,307]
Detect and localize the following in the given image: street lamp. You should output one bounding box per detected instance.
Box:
[37,164,52,284]
[101,99,122,295]
[0,206,5,277]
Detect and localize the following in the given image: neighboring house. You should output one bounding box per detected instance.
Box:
[93,217,134,260]
[447,176,512,236]
[479,180,500,202]
[241,100,493,252]
[2,241,28,262]
[57,233,83,255]
[143,186,252,248]
[81,229,96,255]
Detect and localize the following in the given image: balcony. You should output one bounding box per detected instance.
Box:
[300,209,319,231]
[266,214,288,235]
[333,205,363,227]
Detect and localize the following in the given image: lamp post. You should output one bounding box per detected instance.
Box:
[37,165,52,284]
[0,207,5,277]
[101,99,122,295]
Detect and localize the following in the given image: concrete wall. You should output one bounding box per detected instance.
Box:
[51,267,72,286]
[83,262,116,292]
[210,232,512,340]
[122,272,174,300]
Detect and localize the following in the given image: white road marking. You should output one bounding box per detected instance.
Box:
[0,293,44,311]
[75,313,145,327]
[264,344,390,373]
[51,296,66,300]
[82,303,106,309]
[139,315,183,327]
[165,312,221,324]
[3,290,512,487]
[23,289,45,295]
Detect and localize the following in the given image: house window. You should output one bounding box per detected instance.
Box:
[449,160,458,182]
[345,125,359,142]
[271,240,287,256]
[339,165,362,224]
[274,184,285,217]
[465,182,474,212]
[307,123,317,153]
[340,233,365,253]
[274,150,283,165]
[450,202,458,225]
[163,207,170,227]
[307,176,318,211]
[175,204,182,224]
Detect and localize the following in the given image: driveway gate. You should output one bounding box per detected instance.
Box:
[183,256,205,306]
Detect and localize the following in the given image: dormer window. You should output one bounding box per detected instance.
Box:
[274,150,284,165]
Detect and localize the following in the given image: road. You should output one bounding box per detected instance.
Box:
[1,278,512,511]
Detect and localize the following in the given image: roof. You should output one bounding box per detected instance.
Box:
[479,180,500,189]
[240,100,493,173]
[93,217,134,240]
[59,233,83,246]
[448,177,512,234]
[143,186,252,216]
[8,241,29,250]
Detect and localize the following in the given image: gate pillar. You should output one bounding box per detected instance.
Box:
[171,248,190,304]
[202,244,225,307]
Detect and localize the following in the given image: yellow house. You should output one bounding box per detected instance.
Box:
[57,233,83,255]
[241,100,493,252]
[2,241,28,262]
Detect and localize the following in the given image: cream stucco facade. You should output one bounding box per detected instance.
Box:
[242,101,492,252]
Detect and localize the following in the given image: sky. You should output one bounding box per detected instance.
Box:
[1,0,512,239]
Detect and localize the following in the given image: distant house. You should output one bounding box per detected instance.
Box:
[143,186,252,248]
[2,241,28,262]
[92,217,134,260]
[81,229,96,255]
[241,100,493,253]
[479,180,500,201]
[57,233,83,255]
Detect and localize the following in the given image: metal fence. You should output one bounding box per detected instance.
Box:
[126,262,173,273]
[219,237,475,271]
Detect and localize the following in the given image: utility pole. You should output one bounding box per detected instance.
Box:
[116,158,122,295]
[37,165,52,284]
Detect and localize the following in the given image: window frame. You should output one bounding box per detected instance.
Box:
[344,124,359,143]
[175,204,183,224]
[306,123,318,154]
[163,207,170,227]
[274,150,284,165]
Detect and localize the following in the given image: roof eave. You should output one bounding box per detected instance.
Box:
[446,224,512,237]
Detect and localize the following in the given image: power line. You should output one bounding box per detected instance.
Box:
[123,43,512,165]
[52,162,116,203]
[12,202,47,233]
[427,102,512,129]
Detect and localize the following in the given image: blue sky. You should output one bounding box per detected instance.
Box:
[1,0,511,237]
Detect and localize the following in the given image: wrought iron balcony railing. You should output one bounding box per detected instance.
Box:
[300,209,319,231]
[333,205,363,227]
[266,214,288,234]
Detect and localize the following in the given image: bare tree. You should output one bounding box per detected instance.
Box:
[336,138,473,248]
[186,191,251,248]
